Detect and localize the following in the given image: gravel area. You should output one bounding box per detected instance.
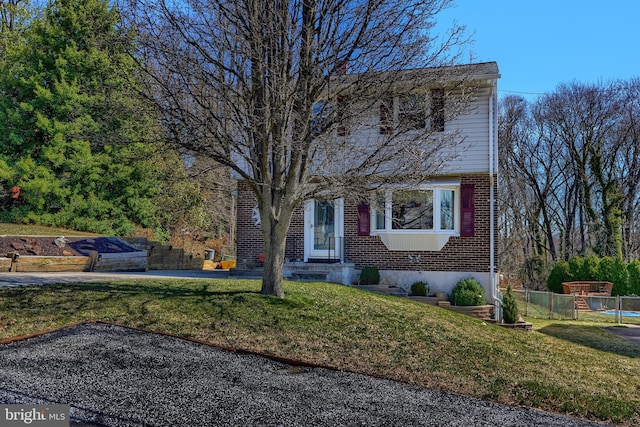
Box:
[0,322,606,427]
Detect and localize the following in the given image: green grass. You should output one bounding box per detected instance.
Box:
[1,279,639,425]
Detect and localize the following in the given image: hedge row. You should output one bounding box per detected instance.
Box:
[547,256,640,296]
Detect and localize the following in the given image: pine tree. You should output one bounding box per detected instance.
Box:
[0,0,159,234]
[502,284,519,324]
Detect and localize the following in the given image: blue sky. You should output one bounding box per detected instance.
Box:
[436,1,639,99]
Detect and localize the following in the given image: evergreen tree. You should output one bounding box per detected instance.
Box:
[502,284,519,324]
[0,0,160,234]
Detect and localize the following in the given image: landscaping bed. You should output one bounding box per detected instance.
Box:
[0,236,147,272]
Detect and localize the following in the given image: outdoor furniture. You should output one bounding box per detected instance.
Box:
[562,281,613,296]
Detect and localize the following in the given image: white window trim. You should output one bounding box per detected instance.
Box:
[380,91,446,135]
[370,183,461,236]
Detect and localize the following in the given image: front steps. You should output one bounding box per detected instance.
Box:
[575,297,591,311]
[356,284,407,297]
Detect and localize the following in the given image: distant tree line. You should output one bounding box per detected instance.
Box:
[0,0,233,246]
[499,80,640,287]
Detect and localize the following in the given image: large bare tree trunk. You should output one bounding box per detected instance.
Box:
[261,218,289,297]
[125,0,473,297]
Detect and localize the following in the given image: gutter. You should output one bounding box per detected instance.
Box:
[489,82,502,323]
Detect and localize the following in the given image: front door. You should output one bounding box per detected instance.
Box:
[304,199,343,261]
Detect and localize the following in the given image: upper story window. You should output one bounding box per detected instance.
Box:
[311,100,333,136]
[373,185,458,233]
[313,97,350,137]
[398,95,426,130]
[378,88,446,134]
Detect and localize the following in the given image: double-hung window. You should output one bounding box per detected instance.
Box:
[378,89,445,133]
[398,95,426,130]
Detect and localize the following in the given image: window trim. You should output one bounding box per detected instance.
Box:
[371,184,460,236]
[377,89,446,134]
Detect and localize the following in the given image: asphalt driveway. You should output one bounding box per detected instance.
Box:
[0,322,606,427]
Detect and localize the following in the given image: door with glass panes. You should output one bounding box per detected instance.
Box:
[304,199,343,261]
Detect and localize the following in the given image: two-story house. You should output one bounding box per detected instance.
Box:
[235,61,500,304]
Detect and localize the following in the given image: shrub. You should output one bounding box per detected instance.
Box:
[628,260,640,296]
[451,277,485,306]
[568,256,584,281]
[502,284,519,324]
[547,260,570,293]
[410,281,428,296]
[581,255,600,281]
[610,258,630,296]
[359,267,380,285]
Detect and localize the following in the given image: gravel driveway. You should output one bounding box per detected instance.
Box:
[0,322,606,426]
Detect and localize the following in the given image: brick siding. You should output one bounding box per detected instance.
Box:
[236,174,497,273]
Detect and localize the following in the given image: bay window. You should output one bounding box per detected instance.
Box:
[373,185,459,234]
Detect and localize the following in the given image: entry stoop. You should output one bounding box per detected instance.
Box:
[357,284,408,297]
[291,270,330,281]
[284,262,355,285]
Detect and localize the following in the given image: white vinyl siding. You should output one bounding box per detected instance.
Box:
[340,85,496,175]
[437,86,494,174]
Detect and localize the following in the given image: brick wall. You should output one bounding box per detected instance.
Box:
[236,181,306,265]
[344,174,497,273]
[236,174,497,273]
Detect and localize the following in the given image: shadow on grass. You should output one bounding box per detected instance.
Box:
[538,323,640,358]
[0,281,269,331]
[0,281,311,330]
[68,281,256,297]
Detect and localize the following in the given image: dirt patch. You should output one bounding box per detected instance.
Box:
[0,236,142,257]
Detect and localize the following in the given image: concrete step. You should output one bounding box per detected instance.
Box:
[291,270,330,281]
[356,284,407,297]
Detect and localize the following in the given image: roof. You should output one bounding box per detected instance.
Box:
[329,61,500,90]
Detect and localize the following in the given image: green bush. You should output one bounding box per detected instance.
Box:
[581,255,600,281]
[568,256,584,281]
[628,260,640,296]
[610,258,630,296]
[451,277,485,306]
[547,260,570,293]
[410,281,428,296]
[359,267,380,285]
[502,284,519,324]
[548,255,633,296]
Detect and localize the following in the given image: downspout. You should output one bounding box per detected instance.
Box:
[489,82,502,323]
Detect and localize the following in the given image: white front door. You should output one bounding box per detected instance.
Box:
[304,199,343,261]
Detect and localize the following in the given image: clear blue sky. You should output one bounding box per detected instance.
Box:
[436,1,639,99]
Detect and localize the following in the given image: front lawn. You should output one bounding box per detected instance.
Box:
[0,279,638,425]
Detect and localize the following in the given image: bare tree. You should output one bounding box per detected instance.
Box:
[500,80,640,287]
[616,78,640,260]
[123,0,474,296]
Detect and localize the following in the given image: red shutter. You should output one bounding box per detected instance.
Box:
[357,203,370,236]
[460,184,475,237]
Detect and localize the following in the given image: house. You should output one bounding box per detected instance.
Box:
[235,62,500,305]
